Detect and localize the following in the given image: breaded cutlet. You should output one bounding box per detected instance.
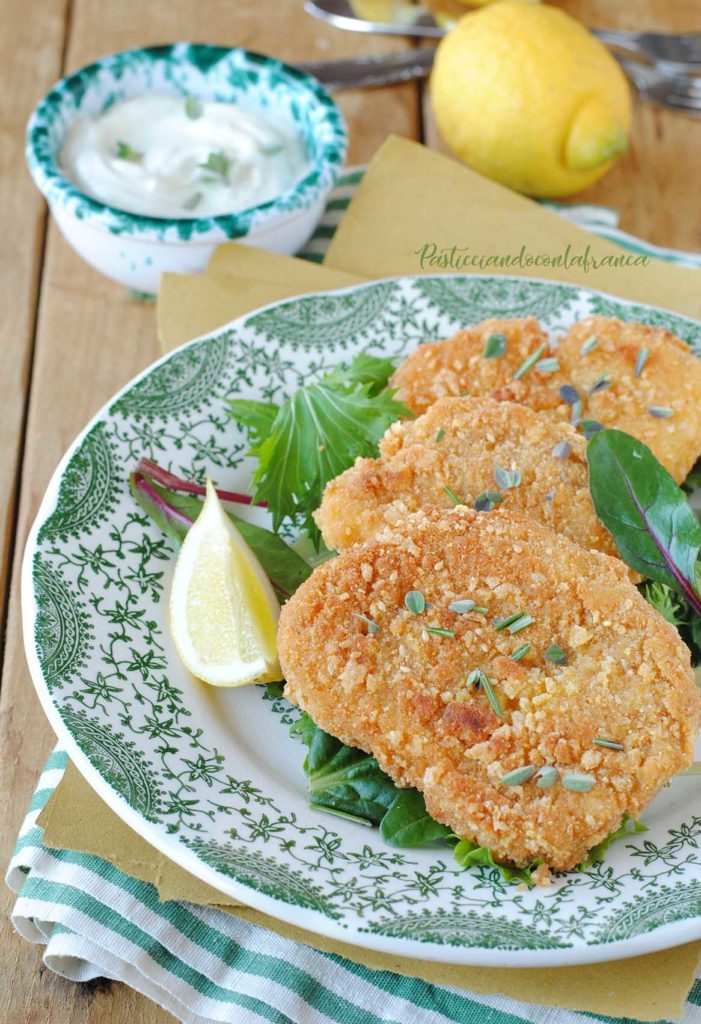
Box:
[315,396,630,574]
[558,317,701,484]
[278,507,699,872]
[390,316,701,482]
[390,317,568,419]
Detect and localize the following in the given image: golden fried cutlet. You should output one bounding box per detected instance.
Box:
[390,317,569,418]
[315,396,628,573]
[391,316,701,482]
[558,317,701,484]
[278,507,698,871]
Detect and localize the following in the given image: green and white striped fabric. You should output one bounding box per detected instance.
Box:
[7,170,701,1024]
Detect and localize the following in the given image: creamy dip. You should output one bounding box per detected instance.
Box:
[59,93,309,218]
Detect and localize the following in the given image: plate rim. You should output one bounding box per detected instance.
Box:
[22,271,701,967]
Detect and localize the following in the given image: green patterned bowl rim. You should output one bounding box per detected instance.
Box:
[25,42,347,240]
[21,274,701,967]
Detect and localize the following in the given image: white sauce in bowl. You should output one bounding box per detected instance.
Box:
[59,94,310,218]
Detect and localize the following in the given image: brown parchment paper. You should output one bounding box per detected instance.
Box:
[324,136,701,321]
[50,135,701,1020]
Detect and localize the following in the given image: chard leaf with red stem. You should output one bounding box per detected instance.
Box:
[586,429,701,617]
[130,470,310,599]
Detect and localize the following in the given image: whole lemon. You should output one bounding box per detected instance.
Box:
[430,2,632,197]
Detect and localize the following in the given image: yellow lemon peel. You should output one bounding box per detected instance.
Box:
[430,2,632,197]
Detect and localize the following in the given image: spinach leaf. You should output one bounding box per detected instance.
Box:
[290,713,397,824]
[291,713,451,844]
[289,710,647,882]
[290,714,532,878]
[380,789,452,847]
[586,429,701,614]
[130,475,311,599]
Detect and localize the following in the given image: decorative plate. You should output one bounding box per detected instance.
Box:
[23,275,701,967]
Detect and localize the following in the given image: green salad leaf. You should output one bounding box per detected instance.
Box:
[641,579,689,627]
[380,789,452,847]
[290,712,398,825]
[129,474,311,599]
[587,429,701,613]
[452,838,542,887]
[682,459,701,494]
[322,352,398,394]
[225,400,279,447]
[640,578,701,664]
[230,353,410,546]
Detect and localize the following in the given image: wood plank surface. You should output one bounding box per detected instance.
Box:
[0,2,418,1022]
[1,1,700,1021]
[0,0,70,628]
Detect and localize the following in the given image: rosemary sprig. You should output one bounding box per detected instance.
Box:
[444,485,464,506]
[494,465,521,489]
[474,490,503,512]
[514,343,547,380]
[501,765,536,786]
[449,599,488,614]
[511,642,532,661]
[634,348,649,377]
[425,626,455,638]
[593,737,624,751]
[467,669,504,718]
[494,612,535,634]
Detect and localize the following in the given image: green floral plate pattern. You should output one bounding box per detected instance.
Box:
[22,275,701,967]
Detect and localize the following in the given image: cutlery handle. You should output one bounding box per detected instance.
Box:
[296,47,435,90]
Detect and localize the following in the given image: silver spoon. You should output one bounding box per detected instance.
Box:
[306,0,701,74]
[297,48,701,116]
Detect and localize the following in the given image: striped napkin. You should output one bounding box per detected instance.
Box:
[7,170,701,1024]
[8,750,701,1024]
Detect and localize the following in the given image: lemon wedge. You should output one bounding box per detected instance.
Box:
[170,480,281,686]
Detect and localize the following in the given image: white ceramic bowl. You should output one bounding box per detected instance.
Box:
[26,43,347,293]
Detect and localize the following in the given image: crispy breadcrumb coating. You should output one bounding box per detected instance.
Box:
[558,317,701,484]
[278,507,698,871]
[390,317,567,418]
[390,316,701,482]
[315,396,629,573]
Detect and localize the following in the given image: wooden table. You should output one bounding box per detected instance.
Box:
[1,1,700,1019]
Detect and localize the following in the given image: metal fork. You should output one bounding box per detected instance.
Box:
[305,0,701,74]
[298,48,701,115]
[620,58,701,116]
[596,28,701,73]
